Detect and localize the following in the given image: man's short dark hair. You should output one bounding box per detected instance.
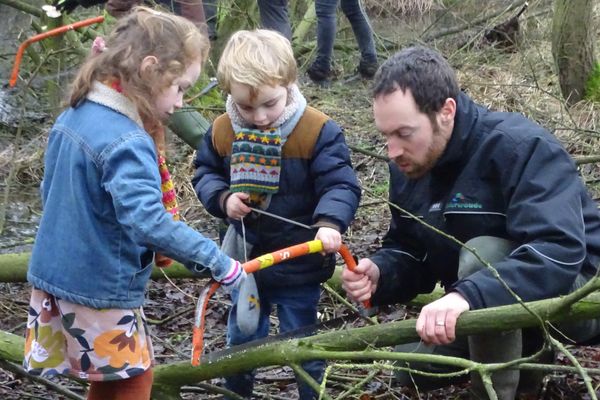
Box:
[372,46,460,117]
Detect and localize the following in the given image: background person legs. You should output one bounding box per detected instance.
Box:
[308,0,338,83]
[308,0,378,84]
[339,0,378,77]
[203,0,218,40]
[257,0,292,40]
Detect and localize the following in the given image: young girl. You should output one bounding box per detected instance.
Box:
[23,7,244,400]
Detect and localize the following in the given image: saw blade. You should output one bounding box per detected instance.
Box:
[200,313,359,363]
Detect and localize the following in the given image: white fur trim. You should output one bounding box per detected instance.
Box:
[86,81,143,127]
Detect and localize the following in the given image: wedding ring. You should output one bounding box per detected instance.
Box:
[435,320,445,326]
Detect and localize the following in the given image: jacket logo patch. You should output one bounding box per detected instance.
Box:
[429,202,442,212]
[447,192,482,209]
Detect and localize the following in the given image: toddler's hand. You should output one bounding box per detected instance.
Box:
[219,260,247,294]
[315,227,341,254]
[225,192,252,220]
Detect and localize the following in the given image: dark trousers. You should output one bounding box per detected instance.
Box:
[311,0,377,73]
[225,283,324,399]
[257,0,292,40]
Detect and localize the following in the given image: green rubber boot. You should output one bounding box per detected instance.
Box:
[459,236,520,400]
[168,107,210,150]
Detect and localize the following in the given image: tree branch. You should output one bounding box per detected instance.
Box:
[0,359,85,400]
[0,0,43,18]
[3,290,600,398]
[421,0,528,42]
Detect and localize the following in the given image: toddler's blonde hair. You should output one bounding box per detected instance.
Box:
[218,29,297,98]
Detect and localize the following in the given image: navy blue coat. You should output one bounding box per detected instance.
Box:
[371,92,600,309]
[193,108,361,288]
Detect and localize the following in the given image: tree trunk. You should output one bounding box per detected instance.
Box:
[210,0,259,64]
[114,289,600,397]
[292,0,316,46]
[0,330,23,364]
[551,0,596,105]
[40,13,66,116]
[0,252,207,282]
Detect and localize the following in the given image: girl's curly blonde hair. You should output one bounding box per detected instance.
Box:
[69,6,208,123]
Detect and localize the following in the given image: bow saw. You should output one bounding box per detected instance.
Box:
[191,239,371,366]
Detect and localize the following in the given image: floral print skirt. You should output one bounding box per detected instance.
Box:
[23,288,154,381]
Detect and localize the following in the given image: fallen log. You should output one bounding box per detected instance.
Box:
[123,289,600,398]
[0,252,205,282]
[3,290,600,399]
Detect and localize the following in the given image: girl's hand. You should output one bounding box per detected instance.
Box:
[315,227,341,254]
[225,192,252,220]
[219,260,247,294]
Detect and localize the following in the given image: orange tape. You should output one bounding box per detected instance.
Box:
[242,240,323,273]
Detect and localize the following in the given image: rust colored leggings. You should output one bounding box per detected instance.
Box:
[87,368,153,400]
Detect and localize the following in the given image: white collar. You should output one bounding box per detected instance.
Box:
[86,81,143,127]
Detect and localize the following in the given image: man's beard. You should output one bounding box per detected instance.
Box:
[402,123,448,179]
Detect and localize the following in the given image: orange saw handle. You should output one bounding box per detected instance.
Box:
[9,16,104,87]
[338,244,372,309]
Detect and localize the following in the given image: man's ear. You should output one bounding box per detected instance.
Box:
[439,97,456,126]
[140,55,158,76]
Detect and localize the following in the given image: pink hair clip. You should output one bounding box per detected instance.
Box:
[91,36,107,55]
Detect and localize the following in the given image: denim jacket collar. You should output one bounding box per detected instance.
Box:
[86,81,143,127]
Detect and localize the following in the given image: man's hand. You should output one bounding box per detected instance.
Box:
[225,192,252,220]
[415,292,470,346]
[341,258,380,302]
[315,227,341,254]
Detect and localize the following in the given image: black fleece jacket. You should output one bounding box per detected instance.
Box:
[370,92,600,310]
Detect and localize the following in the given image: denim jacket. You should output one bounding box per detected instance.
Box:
[28,82,232,309]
